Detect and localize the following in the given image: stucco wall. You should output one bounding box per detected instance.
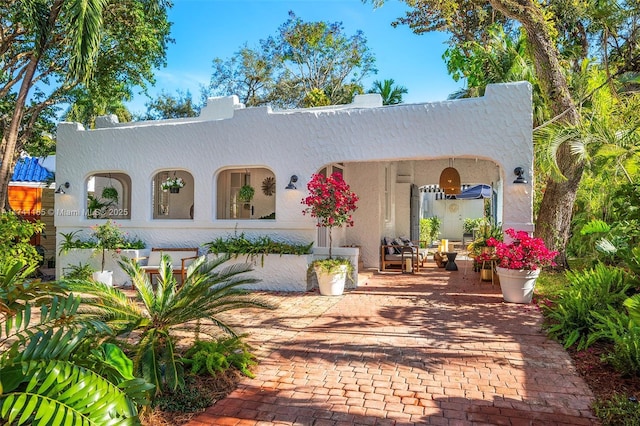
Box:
[55,82,534,274]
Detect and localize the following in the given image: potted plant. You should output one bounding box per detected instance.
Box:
[490,228,558,303]
[302,172,358,296]
[161,176,185,193]
[91,219,125,286]
[238,184,255,203]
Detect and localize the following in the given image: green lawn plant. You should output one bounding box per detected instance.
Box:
[67,254,275,395]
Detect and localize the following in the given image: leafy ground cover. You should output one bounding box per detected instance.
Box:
[537,270,640,425]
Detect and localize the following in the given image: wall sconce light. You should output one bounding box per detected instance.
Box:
[513,167,527,184]
[55,182,70,194]
[285,175,298,190]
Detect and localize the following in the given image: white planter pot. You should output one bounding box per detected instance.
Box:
[58,249,143,286]
[92,270,113,286]
[314,264,348,296]
[496,267,541,304]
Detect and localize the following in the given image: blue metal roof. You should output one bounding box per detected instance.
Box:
[11,157,54,183]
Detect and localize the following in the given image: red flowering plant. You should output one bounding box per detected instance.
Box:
[302,172,358,259]
[488,228,558,270]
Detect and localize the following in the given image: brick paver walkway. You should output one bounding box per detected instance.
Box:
[186,261,597,425]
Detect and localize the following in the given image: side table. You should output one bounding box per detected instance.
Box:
[444,251,458,271]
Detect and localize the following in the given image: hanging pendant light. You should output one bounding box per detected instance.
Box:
[439,159,461,195]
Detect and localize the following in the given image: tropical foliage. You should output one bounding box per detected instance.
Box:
[0,213,45,274]
[204,233,313,260]
[67,254,275,394]
[368,79,408,105]
[0,0,172,208]
[0,260,153,425]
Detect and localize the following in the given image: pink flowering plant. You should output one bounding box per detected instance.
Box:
[302,172,358,259]
[488,228,558,270]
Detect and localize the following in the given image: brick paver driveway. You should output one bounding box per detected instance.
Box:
[187,261,597,426]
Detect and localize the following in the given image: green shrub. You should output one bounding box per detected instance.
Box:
[63,262,96,280]
[419,217,441,247]
[183,336,257,379]
[593,393,640,425]
[0,212,45,273]
[58,228,146,255]
[589,295,640,376]
[204,232,313,264]
[544,263,631,349]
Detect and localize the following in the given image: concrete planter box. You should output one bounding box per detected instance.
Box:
[207,253,313,292]
[57,248,144,287]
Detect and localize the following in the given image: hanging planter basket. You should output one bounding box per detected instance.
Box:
[169,187,180,194]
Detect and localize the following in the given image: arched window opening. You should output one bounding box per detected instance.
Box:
[216,168,275,220]
[86,173,131,219]
[152,170,194,220]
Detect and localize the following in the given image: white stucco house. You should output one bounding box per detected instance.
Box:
[54,81,534,289]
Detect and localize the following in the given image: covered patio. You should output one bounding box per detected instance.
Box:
[185,261,596,425]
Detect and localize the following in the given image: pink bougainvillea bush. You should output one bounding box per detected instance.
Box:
[302,172,358,258]
[488,228,558,270]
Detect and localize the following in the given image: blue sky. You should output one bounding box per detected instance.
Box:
[126,0,463,114]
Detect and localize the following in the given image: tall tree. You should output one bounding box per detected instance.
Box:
[209,11,377,109]
[0,0,171,209]
[138,90,200,120]
[368,79,408,105]
[209,45,275,107]
[370,0,639,266]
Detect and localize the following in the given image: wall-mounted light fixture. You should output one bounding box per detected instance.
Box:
[513,167,527,184]
[285,175,298,190]
[55,182,70,194]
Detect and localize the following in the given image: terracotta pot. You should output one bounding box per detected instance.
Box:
[496,267,540,303]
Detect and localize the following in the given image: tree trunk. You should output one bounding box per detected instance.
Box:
[0,56,40,212]
[489,0,583,268]
[0,0,63,212]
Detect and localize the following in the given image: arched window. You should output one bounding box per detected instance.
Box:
[86,173,131,219]
[216,168,275,220]
[152,170,194,220]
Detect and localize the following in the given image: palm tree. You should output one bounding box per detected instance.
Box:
[368,79,408,105]
[69,254,276,394]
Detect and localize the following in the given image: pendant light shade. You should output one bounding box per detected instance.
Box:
[439,167,461,195]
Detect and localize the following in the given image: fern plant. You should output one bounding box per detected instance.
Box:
[183,336,257,378]
[543,263,631,349]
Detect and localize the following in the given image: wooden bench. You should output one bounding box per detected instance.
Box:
[380,239,429,272]
[138,247,199,281]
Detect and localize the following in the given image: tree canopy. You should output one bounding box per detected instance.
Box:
[371,0,640,266]
[209,11,377,109]
[0,0,172,209]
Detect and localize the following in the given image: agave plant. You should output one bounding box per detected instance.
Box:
[0,261,152,425]
[68,254,276,394]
